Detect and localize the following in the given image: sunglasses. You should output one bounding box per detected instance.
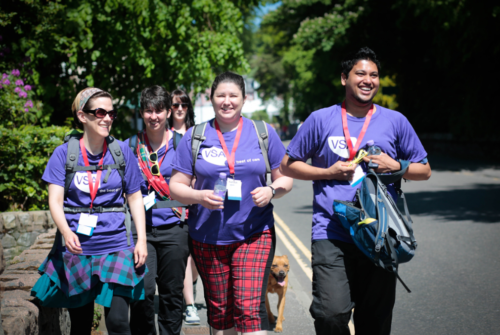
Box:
[83,108,118,120]
[172,103,189,109]
[149,152,160,176]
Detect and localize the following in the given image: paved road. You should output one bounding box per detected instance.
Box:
[270,152,500,335]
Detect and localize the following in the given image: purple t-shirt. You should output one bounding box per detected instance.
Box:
[42,140,142,255]
[124,136,181,227]
[171,117,286,245]
[286,103,427,243]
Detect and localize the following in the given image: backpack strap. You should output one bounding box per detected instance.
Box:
[191,122,208,176]
[173,131,183,150]
[251,120,271,183]
[105,136,126,187]
[129,134,138,157]
[105,136,131,245]
[64,136,82,199]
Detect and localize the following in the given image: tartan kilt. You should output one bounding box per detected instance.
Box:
[31,247,147,308]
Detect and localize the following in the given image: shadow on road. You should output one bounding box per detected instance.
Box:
[427,153,500,172]
[403,183,500,223]
[293,204,313,214]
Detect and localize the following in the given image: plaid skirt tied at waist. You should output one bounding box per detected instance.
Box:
[31,247,147,308]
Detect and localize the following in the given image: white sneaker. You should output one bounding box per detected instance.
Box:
[185,304,200,325]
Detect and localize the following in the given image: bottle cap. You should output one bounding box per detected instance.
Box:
[366,140,374,146]
[219,172,227,179]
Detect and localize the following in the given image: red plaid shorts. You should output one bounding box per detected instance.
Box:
[191,229,275,332]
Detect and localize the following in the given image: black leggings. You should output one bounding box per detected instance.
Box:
[68,296,130,335]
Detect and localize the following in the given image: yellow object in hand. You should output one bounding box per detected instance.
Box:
[348,149,368,167]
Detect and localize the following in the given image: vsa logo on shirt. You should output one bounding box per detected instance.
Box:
[74,172,97,193]
[328,136,358,159]
[201,146,227,166]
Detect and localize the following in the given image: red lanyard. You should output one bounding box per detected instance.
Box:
[144,131,168,167]
[80,138,107,209]
[341,101,374,160]
[214,117,244,176]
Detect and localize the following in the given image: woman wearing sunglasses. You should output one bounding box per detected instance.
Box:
[31,87,148,335]
[126,86,190,335]
[170,72,293,335]
[169,89,195,135]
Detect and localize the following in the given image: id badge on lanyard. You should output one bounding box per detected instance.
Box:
[227,179,242,201]
[215,118,244,202]
[341,101,374,187]
[77,138,106,236]
[77,213,98,236]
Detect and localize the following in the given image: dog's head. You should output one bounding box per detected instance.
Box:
[270,255,290,287]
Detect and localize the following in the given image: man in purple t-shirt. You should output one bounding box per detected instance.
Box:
[281,47,431,335]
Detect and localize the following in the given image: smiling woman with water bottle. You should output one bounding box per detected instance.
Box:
[31,87,148,335]
[169,72,293,335]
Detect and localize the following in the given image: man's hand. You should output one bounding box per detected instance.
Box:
[362,152,400,173]
[327,161,357,181]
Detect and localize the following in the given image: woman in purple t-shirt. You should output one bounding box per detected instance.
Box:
[127,86,192,335]
[31,88,148,335]
[170,72,293,335]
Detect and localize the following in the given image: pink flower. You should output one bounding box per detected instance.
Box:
[24,108,29,113]
[14,87,21,93]
[19,91,27,98]
[11,69,20,76]
[2,73,7,79]
[15,79,24,86]
[24,85,32,91]
[24,100,33,108]
[3,79,9,85]
[0,84,3,89]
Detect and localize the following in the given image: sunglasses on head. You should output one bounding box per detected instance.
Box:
[83,108,118,120]
[172,103,189,109]
[149,152,161,176]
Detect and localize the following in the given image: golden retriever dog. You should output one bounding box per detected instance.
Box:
[265,255,290,333]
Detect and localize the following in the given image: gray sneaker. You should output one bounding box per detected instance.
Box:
[185,304,200,325]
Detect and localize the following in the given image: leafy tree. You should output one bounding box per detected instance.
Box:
[1,0,257,136]
[253,0,500,142]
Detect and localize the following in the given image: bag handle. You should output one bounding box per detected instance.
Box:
[375,159,410,185]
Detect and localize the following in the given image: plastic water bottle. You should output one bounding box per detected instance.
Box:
[213,172,227,199]
[366,140,381,169]
[366,140,382,156]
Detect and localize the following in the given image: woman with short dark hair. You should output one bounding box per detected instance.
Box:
[126,85,190,335]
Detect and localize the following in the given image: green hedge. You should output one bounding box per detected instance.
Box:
[0,125,70,211]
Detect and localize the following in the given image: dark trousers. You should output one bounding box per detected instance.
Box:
[69,296,130,335]
[310,239,397,335]
[130,223,189,335]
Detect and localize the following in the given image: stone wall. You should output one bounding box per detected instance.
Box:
[0,229,71,335]
[0,211,55,266]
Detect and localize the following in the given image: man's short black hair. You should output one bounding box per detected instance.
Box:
[140,85,171,112]
[341,47,381,78]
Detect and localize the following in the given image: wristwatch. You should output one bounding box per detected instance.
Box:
[268,186,276,199]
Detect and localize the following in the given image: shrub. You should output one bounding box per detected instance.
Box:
[0,125,70,211]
